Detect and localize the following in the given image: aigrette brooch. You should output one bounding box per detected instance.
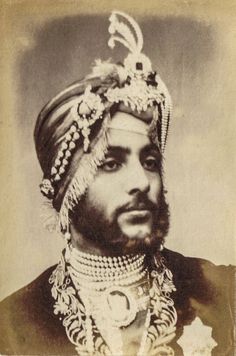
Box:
[105,11,168,115]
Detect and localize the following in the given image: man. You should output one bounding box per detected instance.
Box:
[0,11,234,356]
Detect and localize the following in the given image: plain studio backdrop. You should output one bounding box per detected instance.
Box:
[0,1,235,301]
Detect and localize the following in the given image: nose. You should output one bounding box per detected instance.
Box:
[126,161,150,195]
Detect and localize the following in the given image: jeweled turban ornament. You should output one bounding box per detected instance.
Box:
[34,11,172,231]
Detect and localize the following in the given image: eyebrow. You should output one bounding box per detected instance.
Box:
[141,144,161,157]
[106,146,131,156]
[105,144,160,157]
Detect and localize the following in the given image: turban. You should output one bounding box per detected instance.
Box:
[34,11,172,230]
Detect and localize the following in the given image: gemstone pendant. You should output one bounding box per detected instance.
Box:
[102,286,138,328]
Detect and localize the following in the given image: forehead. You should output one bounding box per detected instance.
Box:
[107,111,152,151]
[109,111,149,134]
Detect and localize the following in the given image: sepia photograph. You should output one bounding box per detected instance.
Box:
[0,1,235,355]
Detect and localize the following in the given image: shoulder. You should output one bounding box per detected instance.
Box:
[162,249,235,355]
[0,265,55,313]
[0,265,68,354]
[162,248,235,299]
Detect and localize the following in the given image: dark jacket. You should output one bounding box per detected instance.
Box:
[0,249,234,355]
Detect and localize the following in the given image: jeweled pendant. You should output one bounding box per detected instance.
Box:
[102,286,138,327]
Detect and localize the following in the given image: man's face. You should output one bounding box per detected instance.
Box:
[72,112,165,254]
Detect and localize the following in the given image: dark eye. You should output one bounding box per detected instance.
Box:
[143,156,159,172]
[100,159,121,172]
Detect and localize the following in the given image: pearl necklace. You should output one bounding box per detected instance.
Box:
[67,243,147,290]
[67,244,145,272]
[67,243,150,327]
[50,246,178,356]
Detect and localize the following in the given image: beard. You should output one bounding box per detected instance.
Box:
[70,188,170,256]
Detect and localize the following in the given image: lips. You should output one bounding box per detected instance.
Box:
[120,209,152,222]
[123,202,152,212]
[124,209,150,216]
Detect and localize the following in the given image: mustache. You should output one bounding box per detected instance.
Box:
[115,192,158,216]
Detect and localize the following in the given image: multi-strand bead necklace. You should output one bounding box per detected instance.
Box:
[50,244,177,355]
[67,244,150,329]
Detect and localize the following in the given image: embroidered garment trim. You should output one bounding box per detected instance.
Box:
[49,251,177,355]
